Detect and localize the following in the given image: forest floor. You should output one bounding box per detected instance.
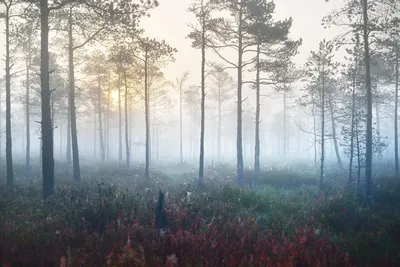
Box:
[0,162,399,266]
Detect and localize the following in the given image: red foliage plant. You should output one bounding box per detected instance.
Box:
[103,213,353,267]
[2,204,353,266]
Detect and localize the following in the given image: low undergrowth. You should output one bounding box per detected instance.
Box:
[315,176,400,266]
[0,164,399,266]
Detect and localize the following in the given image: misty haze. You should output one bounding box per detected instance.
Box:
[0,0,399,266]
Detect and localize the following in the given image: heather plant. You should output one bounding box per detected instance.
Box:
[314,175,400,266]
[0,163,398,266]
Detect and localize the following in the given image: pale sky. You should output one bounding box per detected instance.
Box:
[0,0,344,85]
[0,0,345,113]
[139,0,344,86]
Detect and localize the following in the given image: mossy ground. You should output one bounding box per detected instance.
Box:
[0,162,398,266]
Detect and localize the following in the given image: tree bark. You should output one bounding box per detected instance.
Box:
[68,9,81,181]
[356,121,361,198]
[41,0,55,198]
[124,72,130,167]
[107,71,111,161]
[59,119,62,158]
[118,73,122,163]
[395,47,399,174]
[362,0,373,202]
[180,86,183,165]
[129,101,133,162]
[93,112,96,158]
[374,84,381,157]
[98,79,105,161]
[312,101,317,170]
[5,6,13,187]
[217,83,222,162]
[145,49,150,180]
[236,3,244,186]
[25,28,32,179]
[150,104,155,164]
[320,59,326,190]
[328,93,343,170]
[349,57,357,185]
[253,43,261,179]
[283,88,287,161]
[0,76,2,160]
[189,111,193,160]
[0,79,2,160]
[66,99,71,164]
[374,83,381,143]
[199,10,206,184]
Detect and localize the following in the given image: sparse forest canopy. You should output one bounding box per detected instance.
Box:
[1,0,400,266]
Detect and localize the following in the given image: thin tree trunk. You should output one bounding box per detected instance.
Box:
[217,85,222,162]
[145,49,150,180]
[199,13,206,184]
[93,111,96,158]
[362,0,373,202]
[60,120,62,158]
[107,71,111,161]
[374,87,381,158]
[320,61,326,190]
[0,81,2,160]
[66,99,71,164]
[129,102,133,162]
[98,79,105,162]
[150,105,155,164]
[349,56,358,185]
[25,35,32,178]
[356,120,361,198]
[328,93,343,170]
[22,117,25,159]
[124,72,130,167]
[118,73,122,163]
[68,10,81,181]
[283,88,287,161]
[39,136,42,169]
[180,88,183,164]
[190,112,193,160]
[41,0,55,198]
[312,99,317,171]
[254,43,261,179]
[5,7,13,186]
[374,83,381,139]
[395,48,399,174]
[104,106,107,161]
[236,3,244,186]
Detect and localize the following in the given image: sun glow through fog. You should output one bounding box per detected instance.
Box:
[111,90,119,105]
